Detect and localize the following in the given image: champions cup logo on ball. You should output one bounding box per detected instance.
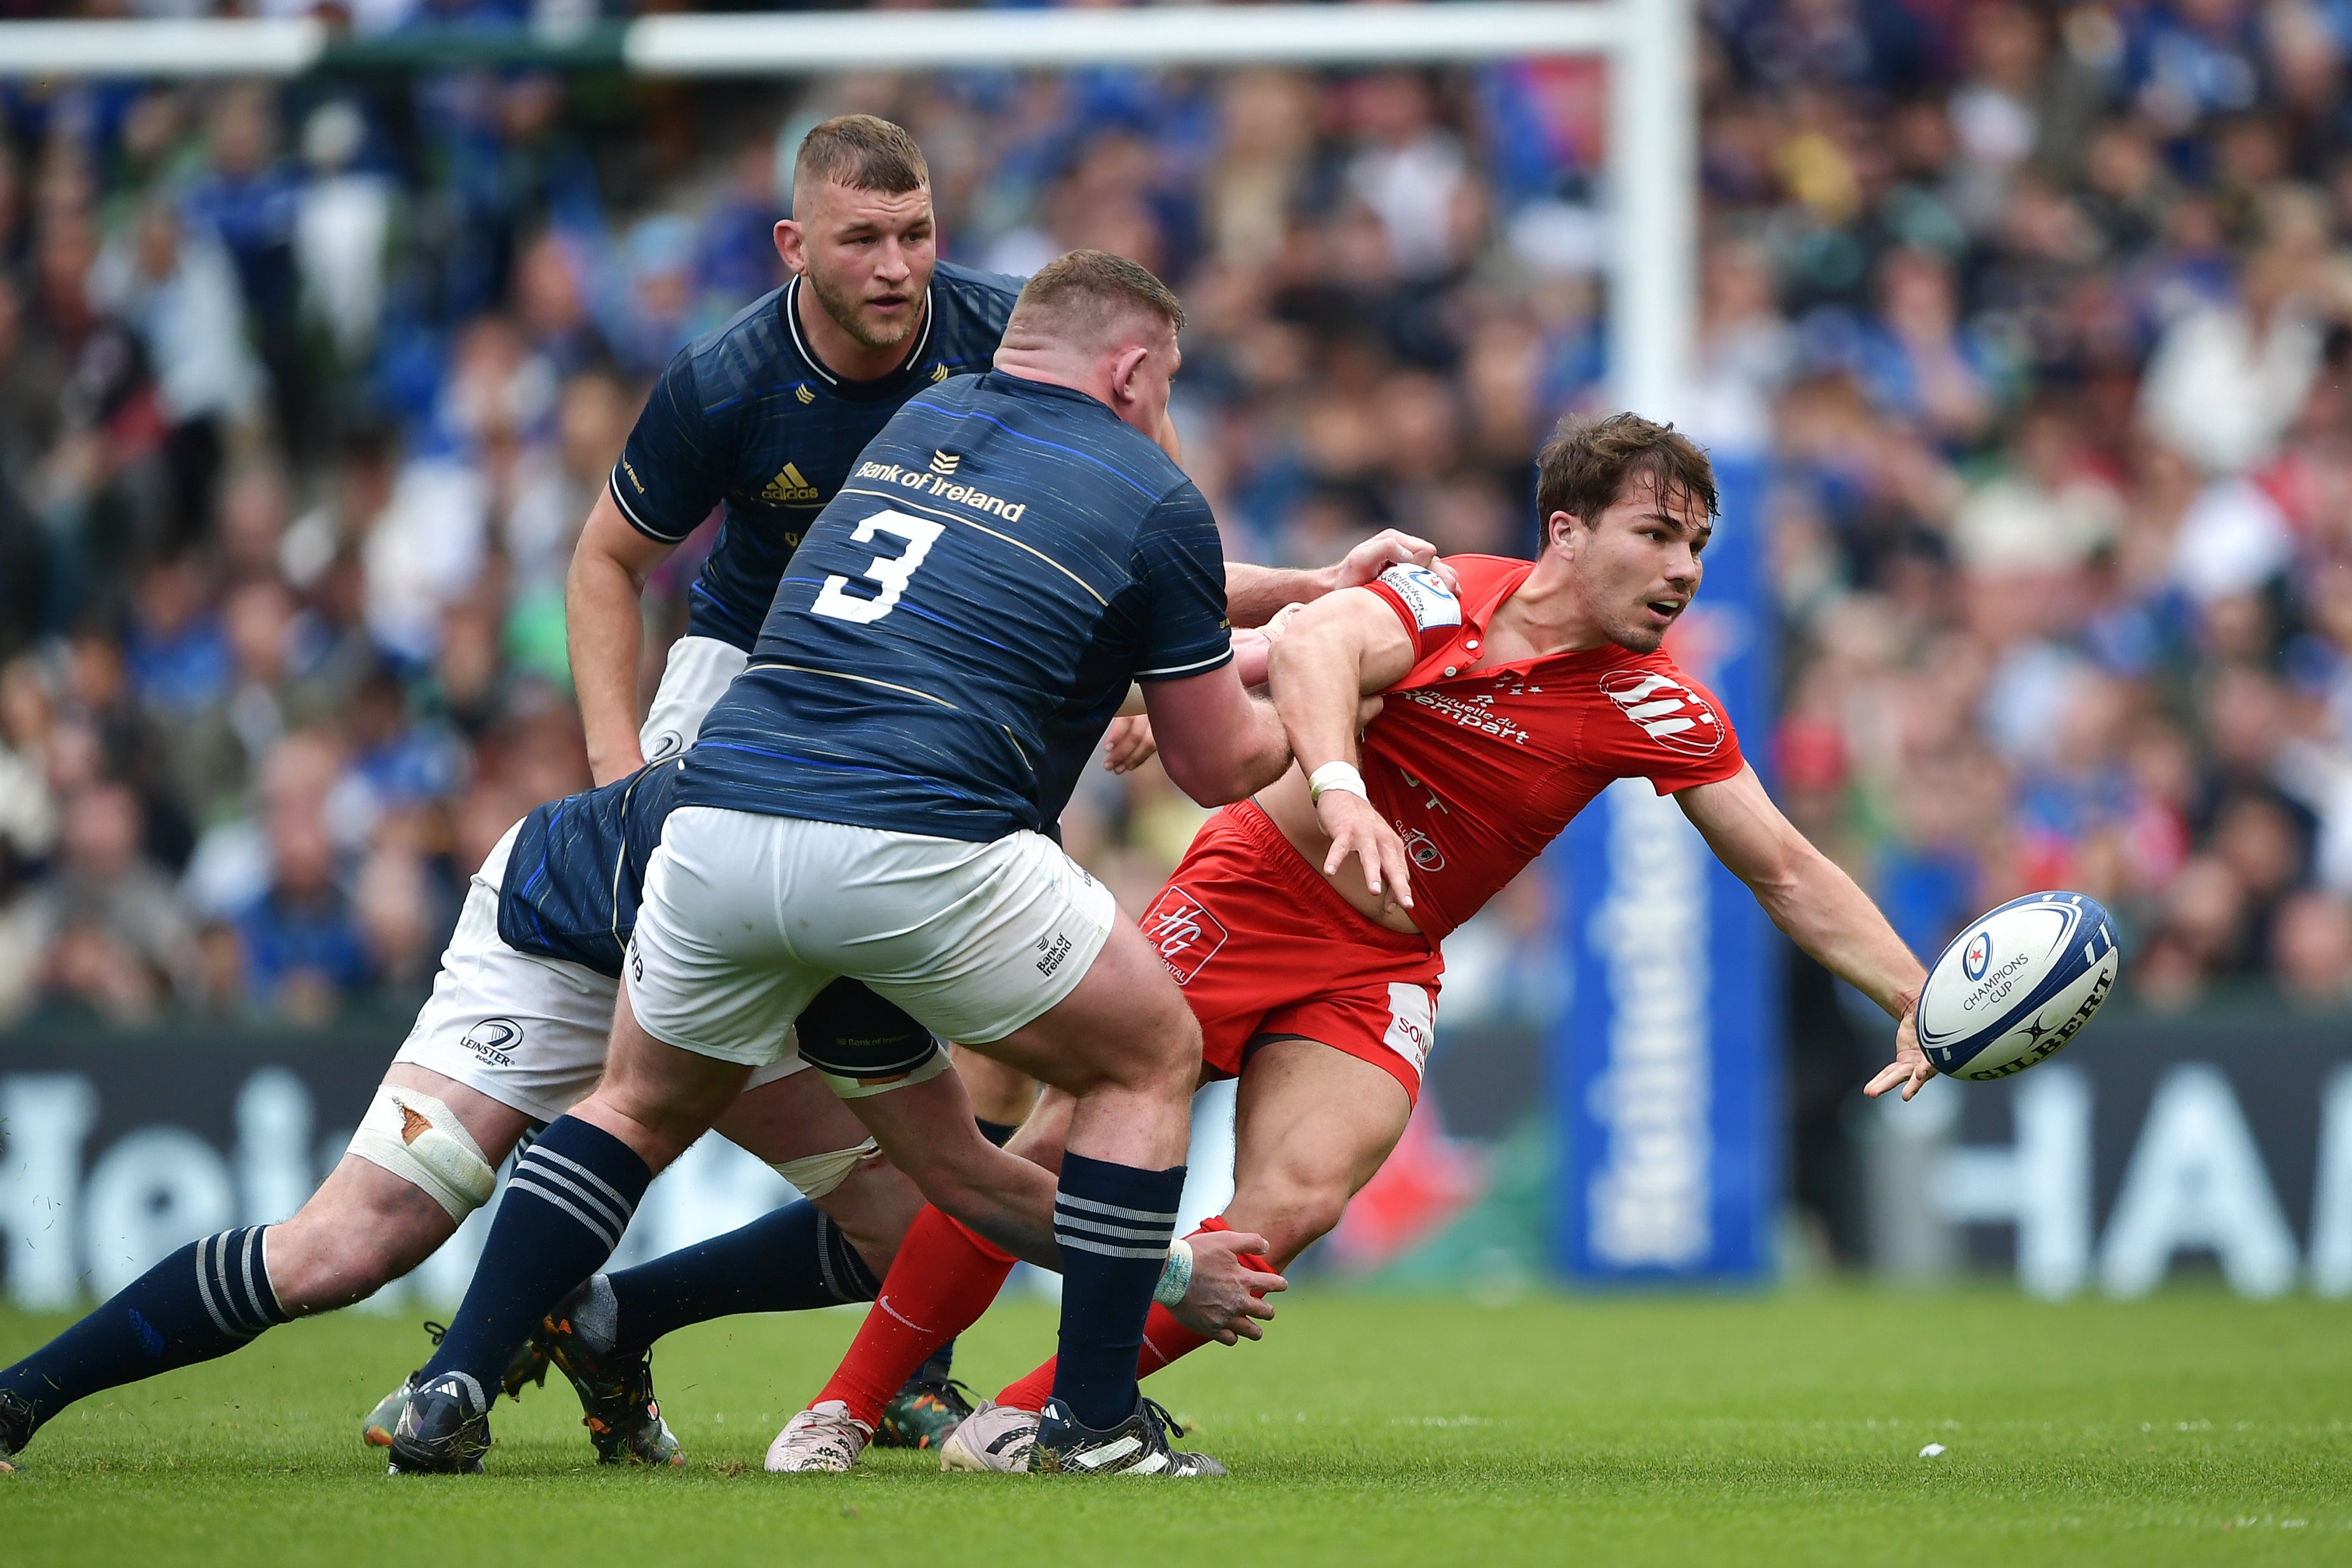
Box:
[1962,931,1992,982]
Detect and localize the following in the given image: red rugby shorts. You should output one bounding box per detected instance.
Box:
[1137,802,1443,1103]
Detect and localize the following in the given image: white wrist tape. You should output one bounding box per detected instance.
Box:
[1154,1236,1194,1305]
[1308,761,1368,804]
[348,1087,499,1222]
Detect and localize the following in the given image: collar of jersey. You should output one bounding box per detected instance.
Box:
[781,274,938,395]
[1421,560,1662,680]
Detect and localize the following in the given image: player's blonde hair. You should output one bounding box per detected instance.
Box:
[794,114,929,199]
[1004,249,1185,355]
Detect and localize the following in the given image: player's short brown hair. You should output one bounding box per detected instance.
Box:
[1006,248,1186,348]
[1535,413,1718,543]
[794,114,929,197]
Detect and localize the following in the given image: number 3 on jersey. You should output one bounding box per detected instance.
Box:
[811,509,945,625]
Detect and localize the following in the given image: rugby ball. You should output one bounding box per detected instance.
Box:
[1914,891,2121,1082]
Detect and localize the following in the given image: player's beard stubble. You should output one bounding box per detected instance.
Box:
[806,262,926,354]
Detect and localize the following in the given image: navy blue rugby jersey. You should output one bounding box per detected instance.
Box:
[675,370,1234,842]
[607,260,1022,649]
[496,756,684,976]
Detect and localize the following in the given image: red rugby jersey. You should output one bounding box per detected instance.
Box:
[1355,553,1747,940]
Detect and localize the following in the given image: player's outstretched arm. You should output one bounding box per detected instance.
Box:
[1225,528,1450,628]
[1266,588,1423,910]
[567,488,679,785]
[1676,765,1935,1100]
[1141,667,1292,806]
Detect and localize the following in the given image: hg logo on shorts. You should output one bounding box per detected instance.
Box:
[461,1017,522,1067]
[1143,884,1229,985]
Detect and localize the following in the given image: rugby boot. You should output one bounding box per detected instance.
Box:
[385,1370,492,1475]
[1029,1395,1225,1477]
[534,1309,682,1467]
[764,1399,872,1473]
[0,1389,33,1471]
[876,1371,976,1450]
[938,1400,1039,1473]
[362,1321,550,1450]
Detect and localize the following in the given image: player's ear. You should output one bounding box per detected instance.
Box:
[1546,510,1581,557]
[773,218,804,273]
[1110,342,1151,406]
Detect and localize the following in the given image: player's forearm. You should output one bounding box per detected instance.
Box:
[1160,694,1292,805]
[1266,621,1368,774]
[1224,562,1335,628]
[567,550,651,786]
[1764,848,1926,1020]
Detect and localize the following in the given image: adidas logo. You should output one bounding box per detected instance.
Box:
[929,450,961,476]
[761,463,821,504]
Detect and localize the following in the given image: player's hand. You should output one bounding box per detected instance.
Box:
[1863,1008,1936,1101]
[1316,788,1414,912]
[1170,1229,1287,1344]
[1231,604,1307,688]
[1102,713,1158,774]
[1328,529,1457,594]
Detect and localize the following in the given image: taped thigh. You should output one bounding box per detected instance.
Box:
[768,1137,881,1200]
[348,1086,500,1222]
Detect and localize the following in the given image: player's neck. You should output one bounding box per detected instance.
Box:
[795,276,926,382]
[1492,564,1611,657]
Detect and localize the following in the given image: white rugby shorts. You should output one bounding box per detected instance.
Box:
[626,806,1117,1065]
[638,634,749,764]
[391,823,803,1123]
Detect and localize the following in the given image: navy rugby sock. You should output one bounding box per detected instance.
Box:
[0,1227,288,1438]
[592,1200,877,1354]
[1049,1152,1185,1431]
[418,1116,650,1396]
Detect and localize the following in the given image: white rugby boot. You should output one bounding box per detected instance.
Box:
[765,1399,873,1473]
[1029,1395,1226,1477]
[938,1400,1041,1473]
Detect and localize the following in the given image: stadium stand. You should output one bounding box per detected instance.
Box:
[0,2,2345,1096]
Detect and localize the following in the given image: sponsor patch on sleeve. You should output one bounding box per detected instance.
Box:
[1377,564,1463,633]
[1597,667,1726,757]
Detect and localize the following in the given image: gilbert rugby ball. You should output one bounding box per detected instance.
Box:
[1914,891,2121,1082]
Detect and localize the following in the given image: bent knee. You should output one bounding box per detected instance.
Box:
[1234,1182,1352,1266]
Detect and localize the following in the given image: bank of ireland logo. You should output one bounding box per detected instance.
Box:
[1142,884,1229,985]
[1962,930,1992,981]
[1597,668,1724,757]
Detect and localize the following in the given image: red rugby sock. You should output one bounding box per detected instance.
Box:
[996,1217,1267,1412]
[812,1205,1015,1428]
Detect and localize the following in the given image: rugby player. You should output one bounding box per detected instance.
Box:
[762,412,1939,1473]
[567,109,1437,1448]
[387,251,1320,1479]
[0,748,1281,1474]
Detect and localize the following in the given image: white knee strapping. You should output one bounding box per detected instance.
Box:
[348,1087,500,1222]
[819,1046,954,1102]
[768,1137,880,1200]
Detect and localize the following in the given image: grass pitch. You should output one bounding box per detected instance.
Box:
[4,1287,2349,1565]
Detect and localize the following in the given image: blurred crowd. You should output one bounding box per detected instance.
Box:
[3,0,2351,1031]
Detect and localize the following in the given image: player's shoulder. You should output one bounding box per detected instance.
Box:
[1439,552,1537,599]
[1585,646,1735,764]
[931,256,1025,306]
[673,283,792,390]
